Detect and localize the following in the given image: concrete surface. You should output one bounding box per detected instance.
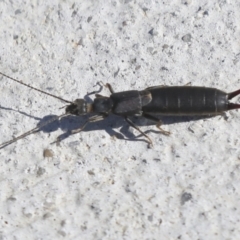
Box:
[0,0,240,239]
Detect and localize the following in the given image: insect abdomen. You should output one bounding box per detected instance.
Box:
[142,86,228,115]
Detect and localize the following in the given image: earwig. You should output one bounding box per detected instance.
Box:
[0,71,240,149]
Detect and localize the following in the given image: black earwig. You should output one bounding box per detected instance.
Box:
[1,71,240,149]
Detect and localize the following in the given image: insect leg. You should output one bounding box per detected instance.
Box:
[94,83,115,97]
[54,114,108,144]
[71,114,108,134]
[88,82,115,96]
[142,113,170,136]
[87,82,104,96]
[124,117,153,147]
[104,83,114,93]
[97,81,114,93]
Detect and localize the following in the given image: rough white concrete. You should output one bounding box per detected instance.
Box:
[0,0,240,239]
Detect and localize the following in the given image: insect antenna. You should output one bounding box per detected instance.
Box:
[0,113,69,149]
[0,72,72,104]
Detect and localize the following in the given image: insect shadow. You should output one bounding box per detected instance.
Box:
[0,99,223,146]
[37,111,219,145]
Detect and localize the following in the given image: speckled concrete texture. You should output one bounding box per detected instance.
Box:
[0,1,240,239]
